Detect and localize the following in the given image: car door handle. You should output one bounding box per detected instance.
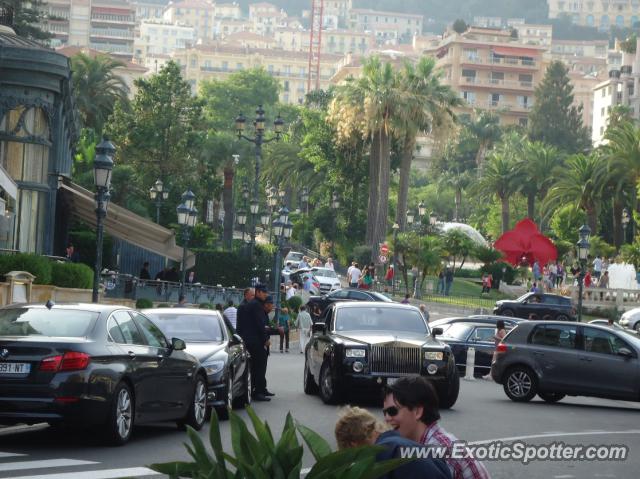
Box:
[127,351,136,359]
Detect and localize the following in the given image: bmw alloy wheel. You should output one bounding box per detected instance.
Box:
[504,367,537,402]
[116,388,132,440]
[194,380,207,425]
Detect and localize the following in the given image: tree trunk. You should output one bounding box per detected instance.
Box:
[372,127,391,262]
[501,196,510,233]
[222,164,235,251]
[587,207,597,234]
[365,135,380,245]
[613,197,623,249]
[475,141,488,176]
[396,135,415,231]
[454,187,462,221]
[527,194,535,221]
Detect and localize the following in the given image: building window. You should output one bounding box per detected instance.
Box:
[586,14,595,26]
[600,15,610,29]
[601,106,605,116]
[222,61,228,71]
[460,91,476,105]
[616,15,624,27]
[489,93,502,106]
[518,118,528,127]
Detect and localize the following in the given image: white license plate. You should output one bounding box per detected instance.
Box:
[386,377,398,385]
[0,362,31,375]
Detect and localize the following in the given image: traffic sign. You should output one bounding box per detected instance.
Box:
[380,243,389,254]
[379,255,388,263]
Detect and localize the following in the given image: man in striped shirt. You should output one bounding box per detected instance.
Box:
[383,376,490,479]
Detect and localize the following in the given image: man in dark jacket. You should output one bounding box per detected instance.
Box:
[236,284,271,401]
[335,406,451,479]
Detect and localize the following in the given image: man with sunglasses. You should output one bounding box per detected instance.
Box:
[383,376,490,479]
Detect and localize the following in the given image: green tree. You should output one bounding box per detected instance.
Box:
[544,153,606,233]
[71,53,129,133]
[452,18,468,33]
[467,111,502,173]
[528,60,590,152]
[5,0,51,42]
[442,229,476,271]
[395,57,460,230]
[105,61,204,224]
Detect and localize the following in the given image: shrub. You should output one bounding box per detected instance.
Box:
[455,268,483,279]
[480,262,517,287]
[199,303,214,309]
[193,245,274,288]
[135,298,153,309]
[51,262,93,289]
[157,303,170,308]
[0,254,52,284]
[287,295,303,312]
[352,245,373,266]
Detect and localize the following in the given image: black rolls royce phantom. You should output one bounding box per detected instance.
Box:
[303,302,460,408]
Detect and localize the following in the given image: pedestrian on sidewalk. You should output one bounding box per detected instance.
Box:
[278,306,291,353]
[297,304,313,354]
[444,268,454,296]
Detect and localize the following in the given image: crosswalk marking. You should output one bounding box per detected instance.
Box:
[0,459,98,472]
[5,467,158,479]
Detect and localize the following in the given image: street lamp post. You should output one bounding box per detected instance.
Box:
[272,206,292,324]
[301,187,309,247]
[237,209,247,245]
[267,189,278,243]
[235,106,284,261]
[392,222,400,294]
[576,224,591,323]
[149,178,169,224]
[177,189,197,297]
[622,208,630,245]
[92,138,115,303]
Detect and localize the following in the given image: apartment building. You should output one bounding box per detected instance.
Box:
[428,27,547,127]
[223,31,276,49]
[348,9,423,43]
[569,70,604,133]
[163,0,215,40]
[132,0,168,20]
[551,39,609,58]
[322,0,352,28]
[173,44,343,103]
[45,0,136,58]
[274,27,375,55]
[592,40,640,144]
[215,2,242,19]
[248,2,286,36]
[548,0,640,30]
[134,20,195,61]
[515,24,552,46]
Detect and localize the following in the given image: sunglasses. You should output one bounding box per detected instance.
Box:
[382,406,403,417]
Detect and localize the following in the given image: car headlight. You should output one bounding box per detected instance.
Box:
[202,360,225,375]
[424,351,443,360]
[345,348,366,358]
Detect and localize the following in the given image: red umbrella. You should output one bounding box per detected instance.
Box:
[494,218,557,266]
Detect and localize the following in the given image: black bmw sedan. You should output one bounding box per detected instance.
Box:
[0,303,207,445]
[143,308,251,420]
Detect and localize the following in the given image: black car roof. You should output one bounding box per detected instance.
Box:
[333,301,416,310]
[0,302,126,314]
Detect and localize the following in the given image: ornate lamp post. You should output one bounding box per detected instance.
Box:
[177,189,197,296]
[92,138,115,303]
[331,192,340,253]
[301,187,309,247]
[272,206,292,324]
[235,106,284,261]
[576,224,591,323]
[392,222,400,294]
[237,209,247,245]
[267,189,278,243]
[260,210,270,239]
[429,211,438,229]
[149,178,169,224]
[622,208,630,245]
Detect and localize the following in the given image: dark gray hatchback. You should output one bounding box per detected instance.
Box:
[491,321,640,403]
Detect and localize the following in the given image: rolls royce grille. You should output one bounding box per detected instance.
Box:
[369,345,421,375]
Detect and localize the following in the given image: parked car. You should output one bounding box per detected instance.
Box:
[588,319,638,336]
[311,267,342,293]
[0,303,207,445]
[619,308,640,332]
[287,269,321,295]
[493,292,576,321]
[304,302,460,408]
[436,320,517,377]
[306,288,393,321]
[284,251,305,269]
[491,320,640,404]
[430,315,524,334]
[143,308,251,420]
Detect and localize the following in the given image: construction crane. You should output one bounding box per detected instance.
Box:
[307,0,324,93]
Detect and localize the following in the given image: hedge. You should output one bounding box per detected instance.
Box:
[136,298,154,309]
[51,262,93,289]
[193,245,275,288]
[0,254,52,285]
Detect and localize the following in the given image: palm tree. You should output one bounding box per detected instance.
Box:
[467,111,502,173]
[474,134,519,233]
[515,140,560,224]
[71,52,129,132]
[331,56,402,254]
[544,153,607,233]
[395,57,461,230]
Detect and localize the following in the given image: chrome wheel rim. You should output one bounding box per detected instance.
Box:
[194,380,207,424]
[226,377,233,410]
[507,371,531,398]
[116,388,132,439]
[321,368,332,397]
[246,371,252,404]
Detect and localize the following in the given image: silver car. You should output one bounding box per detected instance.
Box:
[619,308,640,331]
[491,321,640,404]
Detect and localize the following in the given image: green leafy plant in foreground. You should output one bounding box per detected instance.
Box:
[150,406,408,479]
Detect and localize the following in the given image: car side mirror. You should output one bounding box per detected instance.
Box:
[171,337,186,351]
[231,333,243,345]
[618,347,634,358]
[312,323,326,335]
[431,327,443,337]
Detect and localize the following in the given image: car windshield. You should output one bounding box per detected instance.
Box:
[441,323,475,340]
[145,313,224,342]
[368,292,394,302]
[516,292,533,302]
[0,308,99,337]
[335,307,427,334]
[313,268,337,278]
[287,253,304,261]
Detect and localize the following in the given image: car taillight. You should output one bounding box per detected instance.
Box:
[39,352,91,372]
[496,343,508,354]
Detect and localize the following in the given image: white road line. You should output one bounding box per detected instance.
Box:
[0,459,98,472]
[469,429,640,445]
[0,452,27,458]
[5,467,158,479]
[554,475,575,478]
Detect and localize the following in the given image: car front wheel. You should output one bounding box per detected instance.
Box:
[319,362,341,404]
[215,376,233,420]
[179,375,207,430]
[501,309,515,317]
[538,392,565,403]
[504,367,538,402]
[104,382,134,446]
[303,358,318,395]
[233,365,251,410]
[556,314,569,321]
[436,367,460,409]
